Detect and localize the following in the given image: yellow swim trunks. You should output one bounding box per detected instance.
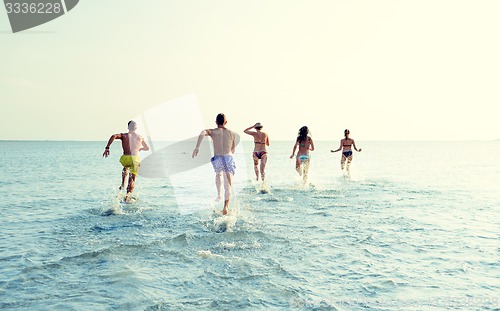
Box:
[119,155,141,175]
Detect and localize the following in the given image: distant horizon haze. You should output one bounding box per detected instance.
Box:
[1,1,498,141]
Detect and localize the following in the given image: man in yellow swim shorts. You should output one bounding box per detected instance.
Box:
[103,121,150,201]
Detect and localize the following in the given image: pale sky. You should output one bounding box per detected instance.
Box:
[1,1,499,141]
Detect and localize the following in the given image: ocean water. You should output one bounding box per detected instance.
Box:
[0,140,498,310]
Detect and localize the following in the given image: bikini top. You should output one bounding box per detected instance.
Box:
[298,137,309,147]
[255,141,265,145]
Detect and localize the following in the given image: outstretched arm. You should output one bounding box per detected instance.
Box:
[103,133,122,157]
[290,141,298,158]
[331,140,342,153]
[353,139,362,152]
[192,129,209,158]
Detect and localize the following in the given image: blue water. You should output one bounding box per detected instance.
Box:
[0,141,498,310]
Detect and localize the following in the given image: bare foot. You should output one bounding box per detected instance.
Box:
[222,207,228,215]
[215,196,222,202]
[125,193,132,202]
[119,184,124,190]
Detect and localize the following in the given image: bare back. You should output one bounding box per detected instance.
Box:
[208,128,235,155]
[120,132,144,156]
[341,138,354,151]
[297,136,313,155]
[252,131,268,152]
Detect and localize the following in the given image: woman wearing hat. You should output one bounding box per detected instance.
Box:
[244,122,270,181]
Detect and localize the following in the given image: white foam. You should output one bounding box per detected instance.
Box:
[197,250,224,259]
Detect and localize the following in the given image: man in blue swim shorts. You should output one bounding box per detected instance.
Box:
[192,113,236,215]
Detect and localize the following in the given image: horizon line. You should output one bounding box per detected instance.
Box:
[1,139,498,142]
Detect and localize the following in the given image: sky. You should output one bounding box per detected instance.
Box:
[1,0,499,141]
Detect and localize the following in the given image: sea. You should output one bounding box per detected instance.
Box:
[0,140,498,310]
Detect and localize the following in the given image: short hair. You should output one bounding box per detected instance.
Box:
[216,113,226,126]
[128,120,137,130]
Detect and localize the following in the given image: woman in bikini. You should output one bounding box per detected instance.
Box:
[331,129,362,174]
[290,126,315,182]
[244,122,270,181]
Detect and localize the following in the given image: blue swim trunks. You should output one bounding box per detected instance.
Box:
[342,150,353,157]
[211,155,236,175]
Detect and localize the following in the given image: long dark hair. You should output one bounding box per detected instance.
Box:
[297,126,309,143]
